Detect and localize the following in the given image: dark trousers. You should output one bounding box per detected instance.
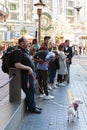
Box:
[57,74,64,83]
[21,73,36,111]
[37,69,48,96]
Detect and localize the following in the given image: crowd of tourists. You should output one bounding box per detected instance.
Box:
[6,36,73,114]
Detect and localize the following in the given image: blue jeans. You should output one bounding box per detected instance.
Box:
[21,73,36,111]
[48,69,56,84]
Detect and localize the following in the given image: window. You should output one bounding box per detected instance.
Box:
[24,4,27,11]
[68,1,74,7]
[67,17,74,23]
[9,3,17,11]
[10,12,18,20]
[24,13,26,21]
[67,9,74,16]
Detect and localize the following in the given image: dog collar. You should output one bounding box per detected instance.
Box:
[73,103,79,111]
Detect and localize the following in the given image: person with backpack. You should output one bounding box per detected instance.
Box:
[12,37,42,114]
[33,36,55,99]
[33,49,55,100]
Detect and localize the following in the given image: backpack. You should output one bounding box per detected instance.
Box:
[1,46,19,74]
[33,50,48,61]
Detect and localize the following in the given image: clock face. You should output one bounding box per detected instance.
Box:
[41,12,52,31]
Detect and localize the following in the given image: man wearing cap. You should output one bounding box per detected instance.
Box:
[40,36,50,50]
[34,36,55,99]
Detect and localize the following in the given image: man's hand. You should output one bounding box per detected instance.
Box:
[15,63,34,74]
[33,58,45,64]
[28,67,33,75]
[65,52,69,56]
[66,58,69,62]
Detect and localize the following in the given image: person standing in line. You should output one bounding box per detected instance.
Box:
[40,36,53,90]
[48,46,60,89]
[56,44,68,86]
[33,50,55,100]
[40,36,50,50]
[33,36,55,99]
[12,37,42,114]
[64,40,73,84]
[32,38,40,51]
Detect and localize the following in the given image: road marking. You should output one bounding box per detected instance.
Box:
[67,88,78,104]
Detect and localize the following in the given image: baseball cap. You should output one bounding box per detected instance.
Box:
[44,36,51,40]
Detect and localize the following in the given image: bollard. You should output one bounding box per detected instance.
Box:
[9,68,21,103]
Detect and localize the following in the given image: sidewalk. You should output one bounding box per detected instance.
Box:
[16,62,87,130]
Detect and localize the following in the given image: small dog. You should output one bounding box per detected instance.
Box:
[68,98,83,123]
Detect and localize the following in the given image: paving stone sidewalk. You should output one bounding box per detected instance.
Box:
[17,62,87,130]
[0,60,9,103]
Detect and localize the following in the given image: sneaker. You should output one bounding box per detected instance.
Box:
[52,85,57,89]
[44,94,54,100]
[39,94,45,98]
[63,81,67,85]
[48,86,53,90]
[59,83,65,86]
[56,82,60,87]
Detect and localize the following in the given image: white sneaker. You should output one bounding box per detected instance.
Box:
[59,83,65,86]
[44,94,54,100]
[52,85,57,89]
[39,94,45,98]
[63,81,67,85]
[48,86,53,90]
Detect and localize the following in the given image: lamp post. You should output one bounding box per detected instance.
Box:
[74,2,82,55]
[34,1,45,45]
[74,2,82,22]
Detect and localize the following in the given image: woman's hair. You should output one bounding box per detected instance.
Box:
[58,44,64,51]
[32,38,37,45]
[52,45,58,51]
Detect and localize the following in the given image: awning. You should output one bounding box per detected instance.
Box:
[14,34,34,43]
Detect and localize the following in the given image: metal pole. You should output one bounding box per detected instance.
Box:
[37,9,42,45]
[38,14,41,45]
[34,2,45,44]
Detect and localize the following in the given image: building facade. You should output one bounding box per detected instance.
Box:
[0,0,86,45]
[0,0,34,42]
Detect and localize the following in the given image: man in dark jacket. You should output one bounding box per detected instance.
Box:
[64,40,73,83]
[13,37,42,113]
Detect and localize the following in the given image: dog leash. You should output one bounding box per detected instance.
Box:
[50,100,68,108]
[31,74,71,109]
[31,74,70,108]
[31,73,44,94]
[27,75,30,88]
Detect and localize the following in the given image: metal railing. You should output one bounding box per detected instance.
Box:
[0,73,15,89]
[0,68,21,103]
